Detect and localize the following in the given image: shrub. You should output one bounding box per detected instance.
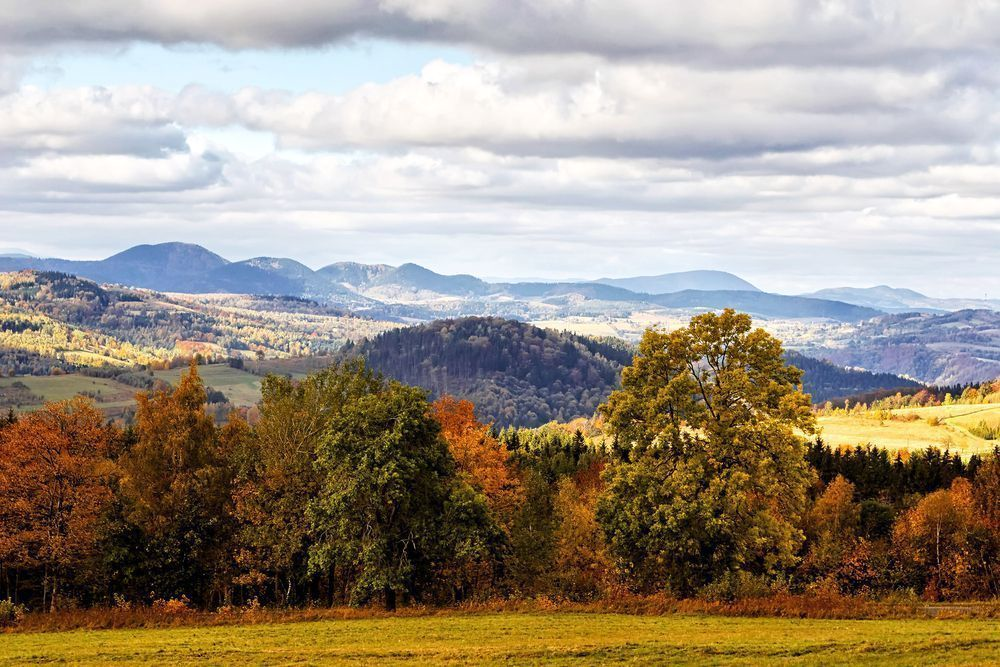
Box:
[0,599,27,627]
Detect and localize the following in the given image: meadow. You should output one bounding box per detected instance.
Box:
[2,612,998,665]
[816,403,1000,458]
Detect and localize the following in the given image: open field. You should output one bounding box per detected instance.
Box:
[817,403,1000,458]
[153,365,263,406]
[2,612,999,665]
[0,374,137,413]
[0,364,272,415]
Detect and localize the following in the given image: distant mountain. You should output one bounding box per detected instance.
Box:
[648,290,881,322]
[0,242,880,322]
[803,285,1000,313]
[0,248,35,258]
[596,270,759,294]
[319,261,394,289]
[343,316,634,427]
[368,263,492,297]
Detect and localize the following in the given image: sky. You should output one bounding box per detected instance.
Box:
[1,1,1000,297]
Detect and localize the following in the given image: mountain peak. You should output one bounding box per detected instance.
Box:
[595,270,759,294]
[105,242,229,268]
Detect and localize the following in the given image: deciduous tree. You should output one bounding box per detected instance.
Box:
[597,309,815,594]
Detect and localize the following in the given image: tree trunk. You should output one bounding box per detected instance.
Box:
[384,586,396,612]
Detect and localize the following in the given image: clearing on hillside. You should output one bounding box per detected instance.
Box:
[816,403,1000,458]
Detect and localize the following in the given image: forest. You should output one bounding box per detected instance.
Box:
[1,308,999,624]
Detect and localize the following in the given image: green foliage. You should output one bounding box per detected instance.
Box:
[597,309,815,595]
[306,374,503,608]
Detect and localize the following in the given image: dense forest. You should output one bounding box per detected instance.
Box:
[343,317,634,427]
[2,309,998,620]
[342,317,922,427]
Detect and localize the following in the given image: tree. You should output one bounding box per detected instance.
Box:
[892,477,995,600]
[800,475,860,585]
[232,360,382,605]
[597,309,815,594]
[308,378,501,610]
[115,360,232,604]
[432,396,523,528]
[552,466,610,599]
[0,398,115,610]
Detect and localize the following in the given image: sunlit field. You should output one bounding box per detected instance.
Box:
[817,403,1000,458]
[3,612,999,666]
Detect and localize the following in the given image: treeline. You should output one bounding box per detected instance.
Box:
[0,361,608,612]
[2,310,1000,618]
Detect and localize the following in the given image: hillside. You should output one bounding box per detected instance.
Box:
[803,309,1000,386]
[784,351,921,404]
[0,271,397,373]
[343,317,633,427]
[343,316,925,427]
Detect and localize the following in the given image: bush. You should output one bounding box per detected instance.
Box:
[0,599,26,627]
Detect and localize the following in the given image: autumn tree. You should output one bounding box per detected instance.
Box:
[113,361,233,604]
[894,477,996,599]
[597,309,815,595]
[552,465,610,599]
[432,396,523,527]
[308,378,502,610]
[0,398,115,610]
[800,475,860,585]
[232,360,382,605]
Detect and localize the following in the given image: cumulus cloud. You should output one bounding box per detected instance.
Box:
[1,0,1000,295]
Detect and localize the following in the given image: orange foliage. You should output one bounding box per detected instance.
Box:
[0,397,115,610]
[432,396,523,524]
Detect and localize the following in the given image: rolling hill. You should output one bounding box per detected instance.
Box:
[343,317,634,427]
[343,316,923,427]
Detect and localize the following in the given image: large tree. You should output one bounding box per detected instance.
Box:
[114,361,233,603]
[597,309,815,594]
[0,398,115,610]
[308,378,502,609]
[232,360,382,605]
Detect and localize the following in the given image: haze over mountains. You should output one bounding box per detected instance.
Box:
[0,241,934,323]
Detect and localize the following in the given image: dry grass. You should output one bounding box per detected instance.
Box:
[8,593,1000,635]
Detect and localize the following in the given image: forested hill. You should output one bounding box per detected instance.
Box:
[784,351,921,404]
[342,317,633,427]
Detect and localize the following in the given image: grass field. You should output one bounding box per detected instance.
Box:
[152,365,264,406]
[817,403,1000,458]
[0,375,137,413]
[1,612,998,665]
[0,364,270,415]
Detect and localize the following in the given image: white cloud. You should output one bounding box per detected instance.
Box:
[1,1,1000,295]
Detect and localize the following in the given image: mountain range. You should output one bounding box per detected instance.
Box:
[0,242,882,322]
[801,285,1000,314]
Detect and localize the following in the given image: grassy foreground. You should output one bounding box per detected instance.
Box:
[2,612,999,665]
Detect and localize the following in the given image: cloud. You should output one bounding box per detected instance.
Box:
[4,1,1000,66]
[1,1,1000,296]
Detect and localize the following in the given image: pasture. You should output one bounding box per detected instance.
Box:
[1,612,998,665]
[816,403,1000,458]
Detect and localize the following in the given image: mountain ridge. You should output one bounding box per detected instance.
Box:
[0,242,886,322]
